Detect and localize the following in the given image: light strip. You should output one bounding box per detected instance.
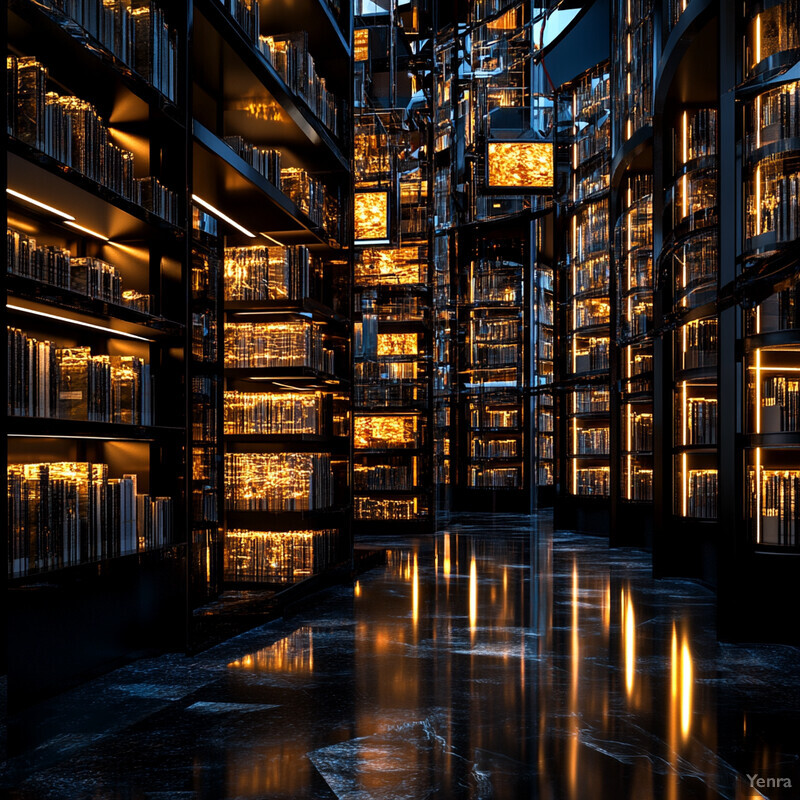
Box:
[9,433,151,441]
[64,221,110,241]
[7,188,75,220]
[192,194,255,237]
[259,233,284,246]
[7,304,153,342]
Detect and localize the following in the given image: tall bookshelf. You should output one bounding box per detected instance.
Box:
[555,64,612,533]
[5,0,354,706]
[193,0,354,589]
[610,0,654,545]
[6,0,188,707]
[351,5,435,533]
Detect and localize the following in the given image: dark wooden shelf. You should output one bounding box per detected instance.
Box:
[7,417,185,441]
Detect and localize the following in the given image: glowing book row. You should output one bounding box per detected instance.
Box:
[8,328,152,424]
[224,452,333,511]
[34,0,178,100]
[224,320,335,373]
[8,463,171,577]
[7,57,177,220]
[224,246,317,302]
[224,528,337,583]
[223,391,331,436]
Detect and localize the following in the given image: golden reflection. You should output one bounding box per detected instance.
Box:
[680,635,693,739]
[443,534,451,580]
[487,141,553,188]
[228,627,314,674]
[354,580,361,598]
[412,552,419,625]
[622,588,636,698]
[469,555,478,629]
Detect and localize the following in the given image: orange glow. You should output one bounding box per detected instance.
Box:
[624,590,636,697]
[443,534,451,581]
[353,415,418,449]
[487,141,553,188]
[469,555,478,629]
[412,553,419,624]
[354,580,362,598]
[354,28,369,61]
[680,636,693,739]
[354,192,389,241]
[377,333,418,356]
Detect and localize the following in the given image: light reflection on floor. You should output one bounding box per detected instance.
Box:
[6,512,800,799]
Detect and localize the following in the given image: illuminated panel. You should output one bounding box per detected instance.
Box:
[377,333,418,356]
[354,191,389,242]
[353,415,418,449]
[354,29,369,61]
[487,141,553,189]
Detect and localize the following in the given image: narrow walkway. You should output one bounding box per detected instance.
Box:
[4,513,800,799]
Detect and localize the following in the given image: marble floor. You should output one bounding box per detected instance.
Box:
[3,512,800,799]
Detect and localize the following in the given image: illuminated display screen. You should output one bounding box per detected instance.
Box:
[354,191,389,242]
[487,141,553,189]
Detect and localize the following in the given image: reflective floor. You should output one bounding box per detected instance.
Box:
[4,512,800,799]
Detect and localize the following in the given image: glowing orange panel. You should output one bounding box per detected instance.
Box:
[354,29,369,61]
[354,192,389,241]
[487,141,553,189]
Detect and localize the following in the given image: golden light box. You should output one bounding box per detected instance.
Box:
[487,141,554,190]
[354,191,389,242]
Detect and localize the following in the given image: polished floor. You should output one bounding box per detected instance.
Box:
[3,512,800,799]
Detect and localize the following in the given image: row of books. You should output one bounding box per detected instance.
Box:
[192,449,218,522]
[627,466,653,501]
[354,383,426,408]
[572,202,609,260]
[748,82,800,153]
[630,411,653,452]
[192,311,218,362]
[470,437,518,458]
[353,463,415,491]
[223,390,325,436]
[538,437,554,460]
[354,247,427,287]
[467,465,521,488]
[470,344,520,368]
[574,337,610,373]
[761,376,800,432]
[223,136,282,187]
[574,254,610,293]
[469,406,519,428]
[37,0,178,100]
[8,463,170,577]
[9,329,152,424]
[224,320,335,373]
[687,469,718,519]
[575,426,609,456]
[281,167,326,228]
[575,298,611,329]
[224,245,317,302]
[7,230,155,311]
[354,496,422,520]
[224,452,333,511]
[682,397,717,445]
[7,57,177,221]
[192,376,219,442]
[671,168,718,226]
[574,388,610,413]
[673,108,717,169]
[746,162,800,244]
[224,528,337,583]
[354,415,419,450]
[258,32,341,135]
[680,319,718,370]
[574,467,610,497]
[221,0,259,44]
[756,469,800,547]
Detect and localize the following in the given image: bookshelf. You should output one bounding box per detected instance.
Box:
[556,64,612,531]
[351,4,434,532]
[6,0,189,707]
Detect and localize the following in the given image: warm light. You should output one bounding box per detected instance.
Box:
[6,188,75,220]
[354,28,369,61]
[192,194,255,237]
[354,191,389,242]
[469,555,477,629]
[624,590,636,697]
[63,221,110,241]
[259,233,283,246]
[443,534,451,580]
[354,580,361,597]
[377,333,418,356]
[412,553,419,624]
[680,636,693,739]
[487,141,553,188]
[7,304,153,342]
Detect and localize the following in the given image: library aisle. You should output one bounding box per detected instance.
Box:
[3,513,800,799]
